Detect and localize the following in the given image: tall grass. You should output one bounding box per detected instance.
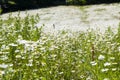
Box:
[0,14,120,80]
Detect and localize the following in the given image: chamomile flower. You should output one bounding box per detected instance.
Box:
[98,55,105,60]
[104,62,111,67]
[90,61,97,66]
[101,68,109,72]
[0,64,8,69]
[112,68,117,71]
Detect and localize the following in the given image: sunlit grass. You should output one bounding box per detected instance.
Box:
[0,14,120,80]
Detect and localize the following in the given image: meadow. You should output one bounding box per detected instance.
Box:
[0,13,120,80]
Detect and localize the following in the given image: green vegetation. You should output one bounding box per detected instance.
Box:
[0,14,120,80]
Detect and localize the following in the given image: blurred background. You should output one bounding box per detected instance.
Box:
[0,0,120,13]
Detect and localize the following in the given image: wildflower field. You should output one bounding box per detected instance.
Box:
[0,14,120,80]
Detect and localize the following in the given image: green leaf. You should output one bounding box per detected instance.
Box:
[8,1,16,5]
[0,8,3,14]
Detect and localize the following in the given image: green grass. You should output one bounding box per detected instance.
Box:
[0,14,120,80]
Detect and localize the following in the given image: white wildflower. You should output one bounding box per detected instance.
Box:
[104,62,111,67]
[49,45,58,51]
[41,62,46,66]
[0,55,8,60]
[26,63,32,67]
[0,52,3,54]
[51,54,57,58]
[118,46,120,52]
[8,68,14,72]
[107,42,111,44]
[29,59,33,63]
[0,38,3,41]
[90,61,97,66]
[1,45,6,49]
[0,71,5,75]
[5,46,10,50]
[40,47,46,52]
[80,75,85,78]
[86,76,92,80]
[9,43,18,47]
[16,55,21,58]
[18,35,23,39]
[4,52,9,54]
[103,78,110,80]
[87,40,91,43]
[17,40,28,44]
[98,55,105,60]
[25,45,35,51]
[112,62,117,65]
[15,50,20,53]
[101,68,109,72]
[109,57,115,60]
[9,64,13,67]
[22,57,25,59]
[49,47,54,51]
[59,72,64,75]
[0,64,8,69]
[71,70,75,73]
[112,68,117,71]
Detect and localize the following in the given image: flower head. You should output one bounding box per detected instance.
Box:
[98,55,105,60]
[90,61,97,66]
[104,62,111,67]
[101,68,109,72]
